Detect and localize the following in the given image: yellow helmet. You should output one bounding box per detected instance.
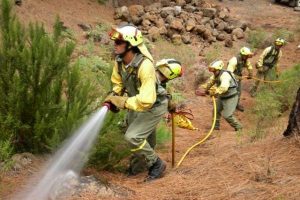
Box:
[240,47,253,56]
[209,60,224,70]
[156,59,183,80]
[109,24,143,46]
[275,38,285,46]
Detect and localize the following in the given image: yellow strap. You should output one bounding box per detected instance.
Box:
[176,96,217,168]
[130,139,147,152]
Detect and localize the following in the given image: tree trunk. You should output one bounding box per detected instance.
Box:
[283,87,300,137]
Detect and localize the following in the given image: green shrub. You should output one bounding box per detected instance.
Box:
[156,121,171,146]
[0,0,98,152]
[204,43,221,64]
[248,64,300,141]
[153,38,197,68]
[272,28,295,42]
[88,111,131,170]
[246,28,269,49]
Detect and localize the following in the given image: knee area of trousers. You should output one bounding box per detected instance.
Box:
[124,133,135,143]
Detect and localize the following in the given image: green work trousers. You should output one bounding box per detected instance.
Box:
[250,66,275,95]
[237,80,242,106]
[215,94,242,130]
[125,100,168,168]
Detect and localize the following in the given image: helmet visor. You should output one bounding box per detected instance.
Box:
[109,29,123,41]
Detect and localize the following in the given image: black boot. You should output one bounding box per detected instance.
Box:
[144,157,166,182]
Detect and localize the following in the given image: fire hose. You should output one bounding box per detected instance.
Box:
[175,96,217,168]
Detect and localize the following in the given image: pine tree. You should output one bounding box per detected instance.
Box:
[0,0,94,153]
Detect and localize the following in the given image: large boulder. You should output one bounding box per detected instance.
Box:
[201,8,217,18]
[216,21,227,31]
[155,17,165,28]
[170,19,184,31]
[165,14,175,24]
[195,24,206,34]
[128,5,144,17]
[176,0,186,6]
[131,16,142,25]
[161,0,171,7]
[216,33,226,41]
[161,7,175,18]
[232,28,244,39]
[182,34,191,44]
[172,34,182,45]
[225,38,233,48]
[186,19,196,32]
[174,6,182,16]
[114,6,130,21]
[148,27,160,41]
[142,19,151,27]
[145,3,162,13]
[184,5,197,13]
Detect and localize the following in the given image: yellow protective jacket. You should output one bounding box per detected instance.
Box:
[227,55,253,78]
[256,46,282,73]
[111,56,157,112]
[201,70,238,97]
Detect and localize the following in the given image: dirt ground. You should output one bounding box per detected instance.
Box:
[1,0,300,199]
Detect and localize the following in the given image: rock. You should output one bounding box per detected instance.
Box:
[224,24,234,34]
[216,33,226,41]
[161,0,171,7]
[179,11,189,22]
[182,34,191,44]
[114,6,130,21]
[216,21,226,31]
[128,5,144,17]
[161,7,175,18]
[148,27,160,41]
[172,34,182,45]
[174,6,182,16]
[131,16,142,25]
[201,17,210,25]
[218,10,229,20]
[176,0,186,6]
[213,18,223,26]
[186,19,196,32]
[201,8,217,18]
[170,19,184,31]
[167,28,177,38]
[184,5,196,13]
[294,7,300,11]
[155,18,165,28]
[209,20,215,29]
[145,3,161,13]
[159,26,168,35]
[225,38,233,48]
[142,19,151,27]
[191,0,201,6]
[77,23,92,31]
[232,28,244,39]
[203,28,212,40]
[165,15,175,24]
[212,29,219,37]
[195,24,206,34]
[147,14,158,23]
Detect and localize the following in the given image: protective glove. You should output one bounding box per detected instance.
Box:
[208,88,217,97]
[104,95,128,109]
[168,101,177,113]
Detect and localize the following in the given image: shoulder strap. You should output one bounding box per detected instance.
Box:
[222,70,238,88]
